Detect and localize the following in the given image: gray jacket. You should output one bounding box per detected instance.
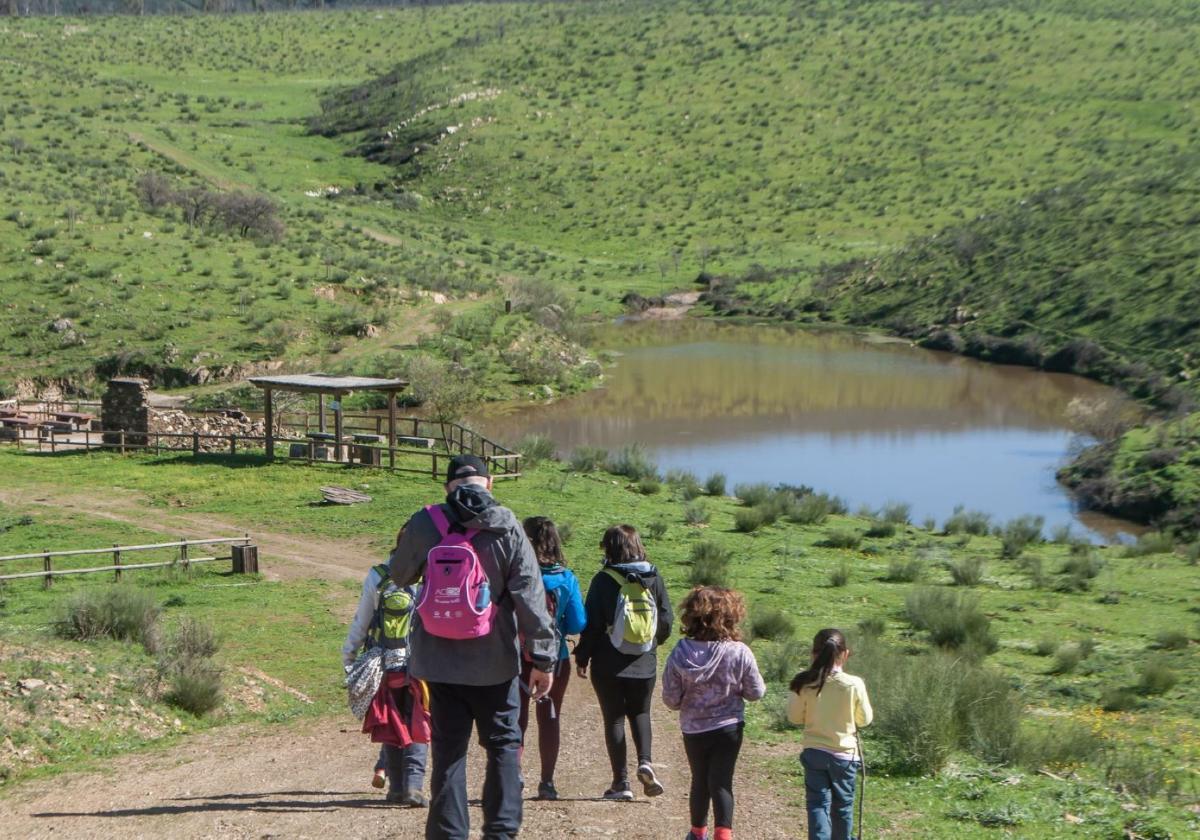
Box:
[389,485,558,686]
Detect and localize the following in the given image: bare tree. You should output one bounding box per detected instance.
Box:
[176,187,214,228]
[135,171,175,211]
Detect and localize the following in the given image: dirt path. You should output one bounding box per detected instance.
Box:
[0,677,801,839]
[0,485,377,584]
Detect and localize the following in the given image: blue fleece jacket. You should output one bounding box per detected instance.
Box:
[540,564,587,660]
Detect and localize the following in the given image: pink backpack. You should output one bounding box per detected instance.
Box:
[415,505,495,640]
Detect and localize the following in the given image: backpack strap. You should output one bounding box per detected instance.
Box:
[605,567,630,587]
[425,504,480,541]
[373,564,391,592]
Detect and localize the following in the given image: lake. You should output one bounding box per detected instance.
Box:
[476,321,1139,543]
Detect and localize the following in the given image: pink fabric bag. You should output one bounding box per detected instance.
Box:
[414,504,495,639]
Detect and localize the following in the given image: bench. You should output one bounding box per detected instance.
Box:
[351,434,385,466]
[54,411,96,430]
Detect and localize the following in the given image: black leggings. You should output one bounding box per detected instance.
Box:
[590,673,655,783]
[683,723,744,830]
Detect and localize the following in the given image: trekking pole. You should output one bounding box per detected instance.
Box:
[855,728,867,840]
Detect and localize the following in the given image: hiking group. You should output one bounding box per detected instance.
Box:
[343,454,872,840]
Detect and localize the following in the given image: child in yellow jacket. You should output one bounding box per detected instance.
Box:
[788,628,872,840]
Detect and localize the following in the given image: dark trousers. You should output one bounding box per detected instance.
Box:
[683,723,744,830]
[376,742,429,795]
[518,658,572,783]
[425,679,523,840]
[590,673,655,783]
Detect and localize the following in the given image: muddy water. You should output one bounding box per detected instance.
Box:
[478,321,1139,542]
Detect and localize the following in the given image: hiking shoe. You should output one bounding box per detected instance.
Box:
[387,789,428,808]
[602,782,634,801]
[371,769,387,790]
[536,781,559,801]
[636,763,664,798]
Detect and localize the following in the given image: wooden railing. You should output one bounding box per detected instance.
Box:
[0,536,257,588]
[11,426,522,479]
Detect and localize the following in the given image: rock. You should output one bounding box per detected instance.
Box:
[18,678,45,692]
[48,318,73,333]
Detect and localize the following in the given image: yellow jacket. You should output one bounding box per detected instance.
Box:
[787,670,873,753]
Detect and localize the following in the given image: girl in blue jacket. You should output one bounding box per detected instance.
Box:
[519,516,587,801]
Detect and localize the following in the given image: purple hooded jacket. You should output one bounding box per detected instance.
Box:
[662,639,767,735]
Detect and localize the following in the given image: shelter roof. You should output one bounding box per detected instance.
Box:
[247,373,409,395]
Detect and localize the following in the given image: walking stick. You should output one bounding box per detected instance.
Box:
[854,728,867,840]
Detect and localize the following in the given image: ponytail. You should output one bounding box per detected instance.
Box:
[789,628,846,695]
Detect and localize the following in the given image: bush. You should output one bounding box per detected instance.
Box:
[878,501,911,525]
[1017,721,1104,768]
[904,588,997,656]
[1033,637,1057,656]
[733,482,772,507]
[956,667,1022,764]
[606,444,658,482]
[734,508,766,533]
[164,617,221,661]
[1185,543,1200,565]
[704,472,727,497]
[750,607,795,641]
[864,520,896,539]
[1137,658,1178,695]
[637,476,662,495]
[787,493,832,525]
[828,562,850,588]
[943,506,992,536]
[1122,532,1175,558]
[1100,687,1140,711]
[517,434,557,466]
[999,515,1044,558]
[644,519,668,540]
[857,617,886,640]
[55,586,161,648]
[1056,551,1105,592]
[820,529,862,550]
[690,541,731,587]
[1151,630,1189,651]
[884,556,923,583]
[758,640,802,683]
[163,657,224,716]
[684,500,710,525]
[556,522,574,544]
[946,556,986,587]
[568,446,608,472]
[1051,644,1082,674]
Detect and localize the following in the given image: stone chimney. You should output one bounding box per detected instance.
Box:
[101,378,150,446]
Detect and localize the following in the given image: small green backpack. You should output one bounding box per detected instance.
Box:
[605,568,657,654]
[370,564,416,651]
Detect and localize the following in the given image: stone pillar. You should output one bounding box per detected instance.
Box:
[101,378,150,447]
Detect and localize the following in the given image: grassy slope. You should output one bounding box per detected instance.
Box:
[0,447,1197,835]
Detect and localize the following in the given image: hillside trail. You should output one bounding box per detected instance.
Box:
[0,675,801,840]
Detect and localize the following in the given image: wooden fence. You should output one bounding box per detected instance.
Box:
[0,536,257,588]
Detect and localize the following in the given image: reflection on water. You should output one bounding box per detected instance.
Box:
[477,322,1139,543]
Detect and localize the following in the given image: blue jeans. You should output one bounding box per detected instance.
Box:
[376,742,428,795]
[801,748,859,840]
[425,678,523,840]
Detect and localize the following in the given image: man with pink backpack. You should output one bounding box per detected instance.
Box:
[390,454,558,840]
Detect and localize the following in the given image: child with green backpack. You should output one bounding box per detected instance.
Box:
[575,524,673,801]
[342,529,428,808]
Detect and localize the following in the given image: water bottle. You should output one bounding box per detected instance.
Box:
[475,580,491,611]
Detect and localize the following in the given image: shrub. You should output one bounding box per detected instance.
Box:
[750,607,795,641]
[1122,532,1175,558]
[904,588,997,656]
[644,519,668,540]
[690,541,731,587]
[884,556,923,583]
[999,515,1044,558]
[733,482,772,507]
[1137,658,1178,695]
[758,639,802,683]
[856,616,886,639]
[955,667,1021,764]
[820,529,862,550]
[556,522,574,544]
[606,444,658,482]
[1100,687,1140,711]
[1057,551,1105,592]
[1051,645,1082,674]
[517,434,557,466]
[788,493,831,525]
[1105,747,1172,801]
[568,446,607,472]
[704,472,727,497]
[878,501,911,525]
[734,508,766,533]
[1185,543,1200,565]
[637,477,662,495]
[828,562,850,588]
[943,506,991,536]
[164,617,221,661]
[1033,637,1057,656]
[1017,721,1104,768]
[946,556,986,586]
[163,657,223,716]
[684,500,710,525]
[55,586,161,648]
[864,520,896,539]
[1151,630,1189,651]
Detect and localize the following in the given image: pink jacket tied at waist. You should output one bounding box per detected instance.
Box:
[362,672,431,747]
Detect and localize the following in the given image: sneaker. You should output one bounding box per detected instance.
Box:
[601,782,634,801]
[636,763,664,798]
[371,769,387,790]
[386,789,429,808]
[536,781,559,801]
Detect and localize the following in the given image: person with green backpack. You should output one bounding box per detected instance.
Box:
[575,524,674,801]
[342,532,428,808]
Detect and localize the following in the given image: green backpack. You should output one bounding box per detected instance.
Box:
[605,568,657,655]
[370,564,416,651]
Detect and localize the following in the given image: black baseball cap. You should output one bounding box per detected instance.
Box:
[446,454,490,483]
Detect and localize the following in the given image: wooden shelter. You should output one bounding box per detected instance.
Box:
[248,374,409,465]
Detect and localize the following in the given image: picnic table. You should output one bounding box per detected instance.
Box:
[1,415,34,428]
[54,411,95,430]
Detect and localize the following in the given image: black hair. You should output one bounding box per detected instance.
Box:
[789,628,847,695]
[523,516,565,567]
